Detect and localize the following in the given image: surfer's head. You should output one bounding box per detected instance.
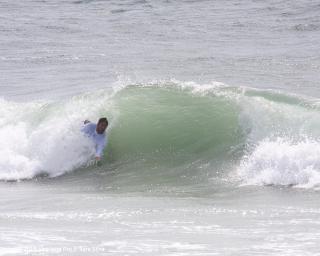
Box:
[96,117,108,134]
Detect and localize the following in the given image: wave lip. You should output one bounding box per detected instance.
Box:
[237,138,320,189]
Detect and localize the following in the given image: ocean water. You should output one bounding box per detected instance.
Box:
[0,0,320,255]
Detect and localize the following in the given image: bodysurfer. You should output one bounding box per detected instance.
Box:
[81,117,108,162]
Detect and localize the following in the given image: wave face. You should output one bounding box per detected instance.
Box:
[0,81,319,189]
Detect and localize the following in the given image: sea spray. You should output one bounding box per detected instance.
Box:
[237,138,320,188]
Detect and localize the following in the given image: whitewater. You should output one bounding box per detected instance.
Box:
[1,0,320,255]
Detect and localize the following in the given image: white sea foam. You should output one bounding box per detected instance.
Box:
[0,96,109,180]
[238,138,320,189]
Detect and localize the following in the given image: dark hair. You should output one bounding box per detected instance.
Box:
[98,117,108,125]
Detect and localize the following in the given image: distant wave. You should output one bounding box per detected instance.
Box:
[294,23,320,32]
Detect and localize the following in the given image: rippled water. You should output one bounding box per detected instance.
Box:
[1,0,320,100]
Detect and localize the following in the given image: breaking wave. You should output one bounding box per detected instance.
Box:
[0,80,319,189]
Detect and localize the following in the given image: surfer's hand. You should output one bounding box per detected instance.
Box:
[86,157,101,167]
[95,157,102,167]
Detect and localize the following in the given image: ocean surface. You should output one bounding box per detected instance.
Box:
[1,0,320,255]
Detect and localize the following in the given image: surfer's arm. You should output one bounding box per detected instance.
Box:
[95,138,107,160]
[81,122,95,135]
